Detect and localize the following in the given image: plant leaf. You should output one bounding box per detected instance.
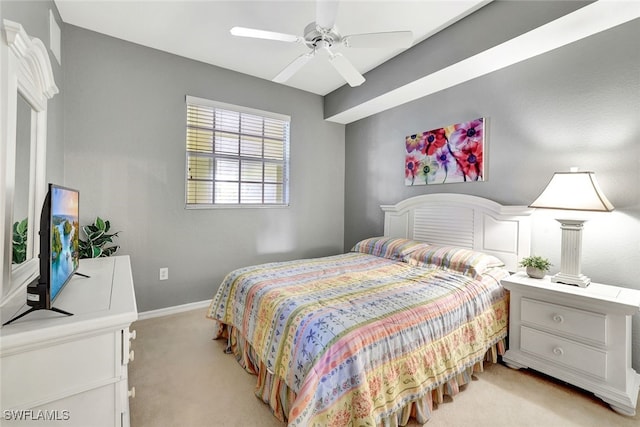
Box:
[96,217,106,231]
[88,230,105,241]
[17,218,28,234]
[102,246,119,256]
[91,245,103,258]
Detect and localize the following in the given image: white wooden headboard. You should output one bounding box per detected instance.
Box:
[381,193,533,272]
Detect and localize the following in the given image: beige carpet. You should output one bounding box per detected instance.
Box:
[129,309,640,427]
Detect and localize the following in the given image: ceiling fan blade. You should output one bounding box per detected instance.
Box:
[230,27,301,43]
[328,52,365,87]
[343,31,413,49]
[273,51,315,83]
[316,0,339,29]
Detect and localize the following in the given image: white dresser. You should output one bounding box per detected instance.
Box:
[502,272,640,416]
[0,256,138,426]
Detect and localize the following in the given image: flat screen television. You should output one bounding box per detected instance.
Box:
[3,184,82,325]
[40,184,81,305]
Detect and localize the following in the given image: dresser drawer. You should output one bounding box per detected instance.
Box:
[520,326,607,380]
[1,331,120,409]
[521,298,606,345]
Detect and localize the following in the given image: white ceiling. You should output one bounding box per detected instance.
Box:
[54,0,488,95]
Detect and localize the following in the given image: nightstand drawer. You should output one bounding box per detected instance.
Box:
[521,326,607,380]
[521,297,606,345]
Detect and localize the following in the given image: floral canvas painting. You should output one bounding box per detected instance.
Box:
[405,118,484,186]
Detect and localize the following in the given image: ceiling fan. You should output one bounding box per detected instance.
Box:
[229,0,413,87]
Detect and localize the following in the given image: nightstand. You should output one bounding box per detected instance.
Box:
[502,272,640,416]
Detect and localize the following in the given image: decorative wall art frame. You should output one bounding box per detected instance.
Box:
[405,117,485,186]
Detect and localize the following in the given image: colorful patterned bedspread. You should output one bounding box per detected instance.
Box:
[208,252,509,426]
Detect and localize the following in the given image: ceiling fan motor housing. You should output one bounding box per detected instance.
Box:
[304,22,341,49]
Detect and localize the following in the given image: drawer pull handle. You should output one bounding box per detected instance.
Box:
[129,350,135,362]
[128,387,136,399]
[553,347,564,356]
[552,314,564,323]
[130,329,137,340]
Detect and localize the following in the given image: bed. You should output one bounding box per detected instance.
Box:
[206,194,532,426]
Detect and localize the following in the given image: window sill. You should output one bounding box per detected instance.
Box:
[185,204,290,210]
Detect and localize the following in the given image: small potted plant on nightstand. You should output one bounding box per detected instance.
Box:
[519,255,552,279]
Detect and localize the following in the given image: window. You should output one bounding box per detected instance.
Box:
[185,96,290,207]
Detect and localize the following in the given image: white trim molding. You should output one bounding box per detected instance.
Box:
[4,20,59,103]
[137,299,212,321]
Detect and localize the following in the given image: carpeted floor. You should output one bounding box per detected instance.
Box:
[129,309,640,427]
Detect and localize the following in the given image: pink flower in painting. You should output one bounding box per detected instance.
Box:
[450,119,483,148]
[405,134,423,153]
[453,140,483,181]
[405,155,421,184]
[434,147,454,182]
[434,147,452,168]
[421,128,448,156]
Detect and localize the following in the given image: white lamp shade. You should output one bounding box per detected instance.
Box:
[529,171,614,212]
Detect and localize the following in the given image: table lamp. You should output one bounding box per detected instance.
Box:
[529,168,614,287]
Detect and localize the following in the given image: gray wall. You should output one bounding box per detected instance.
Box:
[61,26,345,312]
[2,0,65,186]
[341,21,640,368]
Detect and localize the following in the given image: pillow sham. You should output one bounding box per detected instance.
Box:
[403,245,505,279]
[350,237,425,260]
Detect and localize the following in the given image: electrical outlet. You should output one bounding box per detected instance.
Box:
[159,268,168,281]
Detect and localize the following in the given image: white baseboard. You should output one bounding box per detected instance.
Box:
[137,299,212,321]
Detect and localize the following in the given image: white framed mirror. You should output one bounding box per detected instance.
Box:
[0,20,58,305]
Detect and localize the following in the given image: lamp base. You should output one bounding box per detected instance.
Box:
[551,272,591,288]
[552,218,590,288]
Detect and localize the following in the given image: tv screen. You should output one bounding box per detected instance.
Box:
[48,185,80,302]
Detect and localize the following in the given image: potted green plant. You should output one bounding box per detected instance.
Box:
[12,218,28,264]
[79,217,120,258]
[519,255,552,279]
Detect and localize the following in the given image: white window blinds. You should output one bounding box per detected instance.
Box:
[185,96,290,207]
